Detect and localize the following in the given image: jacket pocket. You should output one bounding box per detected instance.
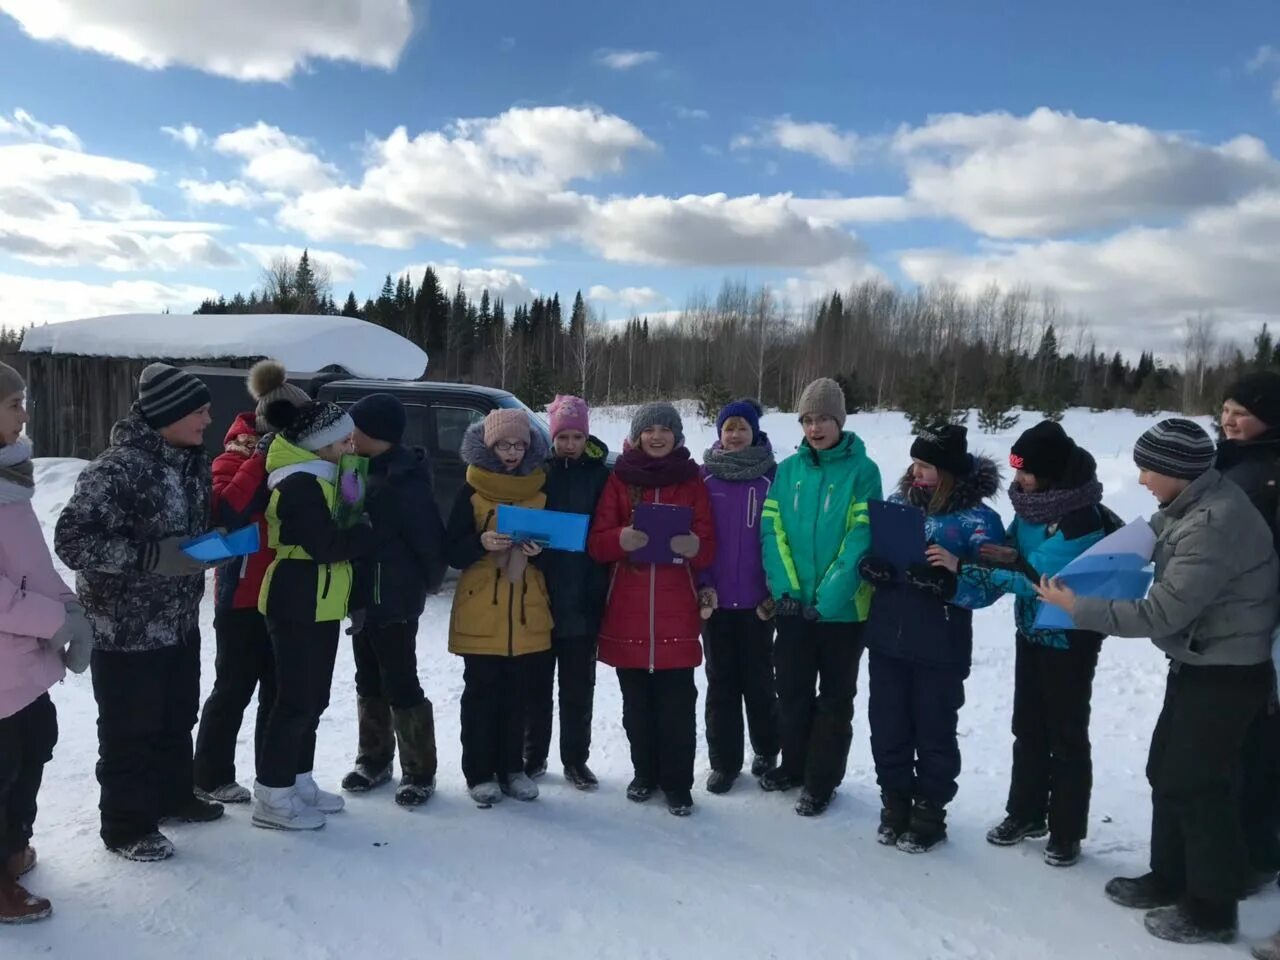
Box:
[451,568,499,638]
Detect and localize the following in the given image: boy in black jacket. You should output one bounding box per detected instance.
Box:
[342,394,447,807]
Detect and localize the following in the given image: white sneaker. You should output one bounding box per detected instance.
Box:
[501,772,539,802]
[196,782,251,805]
[295,772,345,814]
[469,781,503,807]
[251,783,325,831]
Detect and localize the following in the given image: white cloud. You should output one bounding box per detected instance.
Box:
[214,122,338,193]
[732,116,861,169]
[893,107,1280,238]
[162,124,205,150]
[487,255,546,267]
[0,213,237,271]
[397,262,533,306]
[789,195,918,223]
[0,108,81,149]
[587,284,665,308]
[0,0,415,82]
[1,274,219,326]
[178,179,260,208]
[240,244,363,282]
[594,49,660,70]
[1247,44,1280,73]
[675,106,709,121]
[782,256,883,304]
[0,141,155,218]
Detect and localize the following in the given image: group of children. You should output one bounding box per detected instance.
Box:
[4,359,1280,953]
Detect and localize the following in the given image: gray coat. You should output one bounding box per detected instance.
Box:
[1074,469,1279,666]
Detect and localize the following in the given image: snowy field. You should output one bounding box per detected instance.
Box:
[9,406,1278,960]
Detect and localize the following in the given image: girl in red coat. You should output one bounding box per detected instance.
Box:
[588,403,714,816]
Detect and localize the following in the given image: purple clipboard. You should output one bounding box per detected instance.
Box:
[631,502,693,565]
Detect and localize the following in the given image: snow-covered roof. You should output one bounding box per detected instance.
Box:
[20,313,428,381]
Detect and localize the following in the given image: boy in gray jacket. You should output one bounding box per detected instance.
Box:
[1037,418,1279,947]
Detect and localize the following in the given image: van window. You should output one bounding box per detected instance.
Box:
[433,406,485,457]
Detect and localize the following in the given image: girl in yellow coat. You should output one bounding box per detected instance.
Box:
[446,410,552,807]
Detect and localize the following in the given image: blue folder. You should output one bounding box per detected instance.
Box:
[181,525,261,563]
[868,499,927,583]
[1033,552,1154,630]
[496,505,590,553]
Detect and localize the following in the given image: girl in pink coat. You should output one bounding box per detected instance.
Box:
[0,361,93,924]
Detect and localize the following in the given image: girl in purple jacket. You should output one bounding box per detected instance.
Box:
[699,400,781,794]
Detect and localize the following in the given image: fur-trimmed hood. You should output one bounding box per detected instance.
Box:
[460,418,550,476]
[896,453,1001,514]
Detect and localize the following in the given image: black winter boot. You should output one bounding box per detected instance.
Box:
[667,789,694,817]
[986,815,1048,846]
[345,696,395,793]
[1104,873,1179,910]
[563,764,599,791]
[706,770,738,795]
[626,777,654,803]
[1143,900,1237,945]
[897,800,947,853]
[795,788,833,817]
[877,795,911,846]
[751,754,778,778]
[393,702,438,790]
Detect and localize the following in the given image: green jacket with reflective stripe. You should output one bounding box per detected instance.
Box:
[760,431,882,623]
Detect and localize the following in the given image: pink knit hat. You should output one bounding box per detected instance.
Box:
[548,394,589,439]
[483,408,531,448]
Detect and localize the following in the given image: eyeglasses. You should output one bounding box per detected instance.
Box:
[800,415,835,429]
[494,441,528,454]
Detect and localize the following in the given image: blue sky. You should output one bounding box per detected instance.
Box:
[0,0,1276,352]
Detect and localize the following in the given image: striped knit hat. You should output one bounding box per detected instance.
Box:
[1133,418,1215,481]
[138,364,211,429]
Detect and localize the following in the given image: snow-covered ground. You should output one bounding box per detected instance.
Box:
[10,407,1278,959]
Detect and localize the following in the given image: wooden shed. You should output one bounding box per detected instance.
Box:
[20,313,429,459]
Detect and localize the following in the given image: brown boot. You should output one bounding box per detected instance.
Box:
[341,697,395,793]
[0,877,51,924]
[393,702,438,807]
[5,846,35,879]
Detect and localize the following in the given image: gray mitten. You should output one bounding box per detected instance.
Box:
[60,603,95,674]
[141,537,210,577]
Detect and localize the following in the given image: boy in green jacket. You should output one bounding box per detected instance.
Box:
[760,377,881,816]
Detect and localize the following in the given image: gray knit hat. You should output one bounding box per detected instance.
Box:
[1133,418,1215,481]
[138,363,211,429]
[248,359,310,433]
[0,361,24,401]
[797,377,846,428]
[630,402,685,446]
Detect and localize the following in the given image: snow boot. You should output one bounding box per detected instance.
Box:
[1044,836,1081,867]
[877,795,911,846]
[5,846,35,880]
[1253,930,1280,960]
[342,762,393,794]
[0,877,50,924]
[394,775,436,808]
[345,696,395,793]
[500,771,539,802]
[295,772,344,814]
[985,815,1048,846]
[896,800,947,854]
[667,788,694,817]
[1143,901,1237,945]
[706,770,738,795]
[162,794,225,824]
[626,777,655,803]
[524,758,548,780]
[195,782,251,805]
[563,764,599,791]
[795,788,833,817]
[751,754,778,779]
[759,767,800,793]
[469,781,503,808]
[252,783,325,831]
[107,831,176,862]
[1104,873,1179,910]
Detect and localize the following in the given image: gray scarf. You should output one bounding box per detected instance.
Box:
[0,437,34,504]
[702,441,776,482]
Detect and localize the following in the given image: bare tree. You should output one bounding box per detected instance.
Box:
[1180,312,1217,413]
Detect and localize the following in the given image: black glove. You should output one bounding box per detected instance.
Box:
[775,596,804,619]
[255,432,275,456]
[857,555,897,585]
[905,563,958,600]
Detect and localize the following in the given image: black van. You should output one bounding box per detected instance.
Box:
[186,366,551,517]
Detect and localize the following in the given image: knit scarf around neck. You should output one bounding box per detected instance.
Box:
[0,437,34,504]
[702,438,776,482]
[614,445,699,488]
[1008,479,1103,525]
[466,463,546,504]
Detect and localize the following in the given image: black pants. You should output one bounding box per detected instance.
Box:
[1148,661,1272,906]
[704,610,780,774]
[869,651,968,806]
[617,668,697,794]
[353,620,427,710]
[1006,635,1100,841]
[91,638,201,847]
[460,654,535,787]
[773,618,864,801]
[193,608,276,791]
[1240,698,1280,872]
[257,620,340,789]
[524,635,597,768]
[0,694,57,858]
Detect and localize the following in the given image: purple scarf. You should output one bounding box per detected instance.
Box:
[1008,480,1103,525]
[615,445,700,488]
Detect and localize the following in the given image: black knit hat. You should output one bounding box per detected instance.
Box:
[1010,420,1076,481]
[1134,418,1215,481]
[138,363,211,429]
[1224,371,1280,428]
[267,399,354,453]
[350,393,406,444]
[911,423,971,476]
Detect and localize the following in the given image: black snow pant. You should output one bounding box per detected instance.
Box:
[91,636,201,848]
[703,610,780,775]
[617,667,698,795]
[774,618,864,802]
[1148,661,1272,911]
[460,654,536,787]
[868,651,968,806]
[1240,696,1280,874]
[524,635,597,769]
[1006,634,1100,842]
[0,694,57,859]
[193,607,276,792]
[257,620,340,789]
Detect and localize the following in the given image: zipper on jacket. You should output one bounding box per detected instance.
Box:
[520,580,528,627]
[650,487,661,673]
[321,564,333,600]
[748,486,758,529]
[508,582,516,657]
[374,563,383,606]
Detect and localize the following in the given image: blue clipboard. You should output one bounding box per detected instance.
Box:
[496,505,590,553]
[868,500,927,582]
[1033,552,1154,630]
[181,525,261,563]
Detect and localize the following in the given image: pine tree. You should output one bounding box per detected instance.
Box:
[447,284,472,379]
[902,365,959,431]
[1254,324,1275,370]
[521,354,555,409]
[294,249,319,313]
[341,292,362,319]
[834,371,867,413]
